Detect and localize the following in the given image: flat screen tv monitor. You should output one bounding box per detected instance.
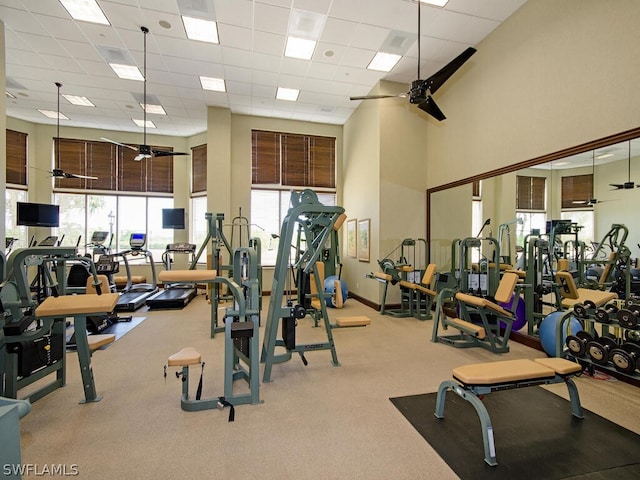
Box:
[162,208,185,229]
[16,202,60,228]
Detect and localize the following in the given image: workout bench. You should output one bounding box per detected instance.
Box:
[434,357,583,466]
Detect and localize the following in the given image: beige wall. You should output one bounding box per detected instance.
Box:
[425,0,640,189]
[0,21,5,242]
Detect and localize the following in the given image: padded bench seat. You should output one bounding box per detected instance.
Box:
[435,357,583,466]
[158,270,217,283]
[35,293,119,317]
[113,276,147,287]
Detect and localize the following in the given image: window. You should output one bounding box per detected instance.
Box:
[5,189,27,250]
[191,196,208,254]
[5,130,28,250]
[251,130,337,266]
[250,190,336,266]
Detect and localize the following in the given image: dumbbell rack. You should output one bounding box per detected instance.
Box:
[555,301,640,382]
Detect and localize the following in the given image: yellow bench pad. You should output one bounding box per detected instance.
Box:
[159,270,217,282]
[336,316,371,327]
[452,358,580,385]
[88,334,116,351]
[446,317,486,339]
[168,347,202,367]
[35,293,119,317]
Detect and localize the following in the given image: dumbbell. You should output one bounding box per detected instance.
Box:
[573,300,596,319]
[594,303,618,324]
[624,329,640,343]
[609,342,640,374]
[616,304,640,328]
[586,336,618,365]
[565,331,594,358]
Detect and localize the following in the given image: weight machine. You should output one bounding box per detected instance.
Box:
[261,190,346,383]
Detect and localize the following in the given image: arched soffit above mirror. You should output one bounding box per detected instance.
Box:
[426,126,640,244]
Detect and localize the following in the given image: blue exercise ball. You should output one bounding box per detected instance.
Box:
[324,275,348,307]
[538,311,582,357]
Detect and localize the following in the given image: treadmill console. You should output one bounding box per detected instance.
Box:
[166,242,196,253]
[38,236,58,246]
[90,231,109,244]
[96,254,120,274]
[130,233,147,250]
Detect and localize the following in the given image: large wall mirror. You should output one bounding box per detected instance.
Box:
[427,127,640,276]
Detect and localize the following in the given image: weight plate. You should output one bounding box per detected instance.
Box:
[600,337,618,349]
[624,330,640,342]
[586,341,609,364]
[622,342,640,356]
[573,304,588,318]
[610,348,636,374]
[566,335,586,357]
[617,309,639,328]
[604,303,619,313]
[584,300,597,310]
[594,309,611,323]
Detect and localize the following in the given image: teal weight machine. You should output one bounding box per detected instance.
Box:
[165,246,262,418]
[261,190,346,383]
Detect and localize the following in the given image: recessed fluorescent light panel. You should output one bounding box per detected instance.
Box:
[596,153,614,159]
[110,64,144,81]
[276,87,299,102]
[367,52,402,72]
[418,0,449,7]
[200,76,226,92]
[284,37,316,60]
[59,0,110,25]
[182,16,219,43]
[133,119,155,128]
[63,94,95,107]
[141,103,167,115]
[38,110,69,120]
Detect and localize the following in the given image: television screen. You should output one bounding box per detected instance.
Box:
[162,208,186,229]
[16,202,60,227]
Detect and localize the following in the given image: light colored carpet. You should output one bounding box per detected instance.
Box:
[17,293,640,479]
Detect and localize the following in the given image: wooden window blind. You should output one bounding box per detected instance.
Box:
[191,144,207,193]
[561,174,593,209]
[54,138,173,193]
[252,129,336,189]
[252,130,280,184]
[516,175,546,210]
[472,180,481,198]
[6,129,27,185]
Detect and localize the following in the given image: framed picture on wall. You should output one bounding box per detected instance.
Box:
[358,218,370,262]
[347,218,357,258]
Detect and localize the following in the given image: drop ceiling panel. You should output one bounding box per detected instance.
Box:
[2,0,528,135]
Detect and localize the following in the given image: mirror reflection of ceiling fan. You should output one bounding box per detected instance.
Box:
[610,140,639,190]
[102,26,189,162]
[53,81,98,181]
[349,1,476,121]
[572,150,606,205]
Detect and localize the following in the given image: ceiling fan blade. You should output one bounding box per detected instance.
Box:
[152,150,190,157]
[134,153,151,162]
[74,174,99,180]
[350,94,406,101]
[425,47,477,95]
[418,96,446,121]
[101,137,137,151]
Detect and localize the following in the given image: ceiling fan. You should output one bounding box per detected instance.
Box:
[102,26,189,162]
[610,140,639,190]
[349,1,477,121]
[53,81,97,181]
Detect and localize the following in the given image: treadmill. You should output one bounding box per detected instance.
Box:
[145,242,198,309]
[114,233,159,312]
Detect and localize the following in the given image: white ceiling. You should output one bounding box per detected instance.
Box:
[1,0,527,138]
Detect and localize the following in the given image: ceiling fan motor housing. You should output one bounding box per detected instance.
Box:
[409,80,428,104]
